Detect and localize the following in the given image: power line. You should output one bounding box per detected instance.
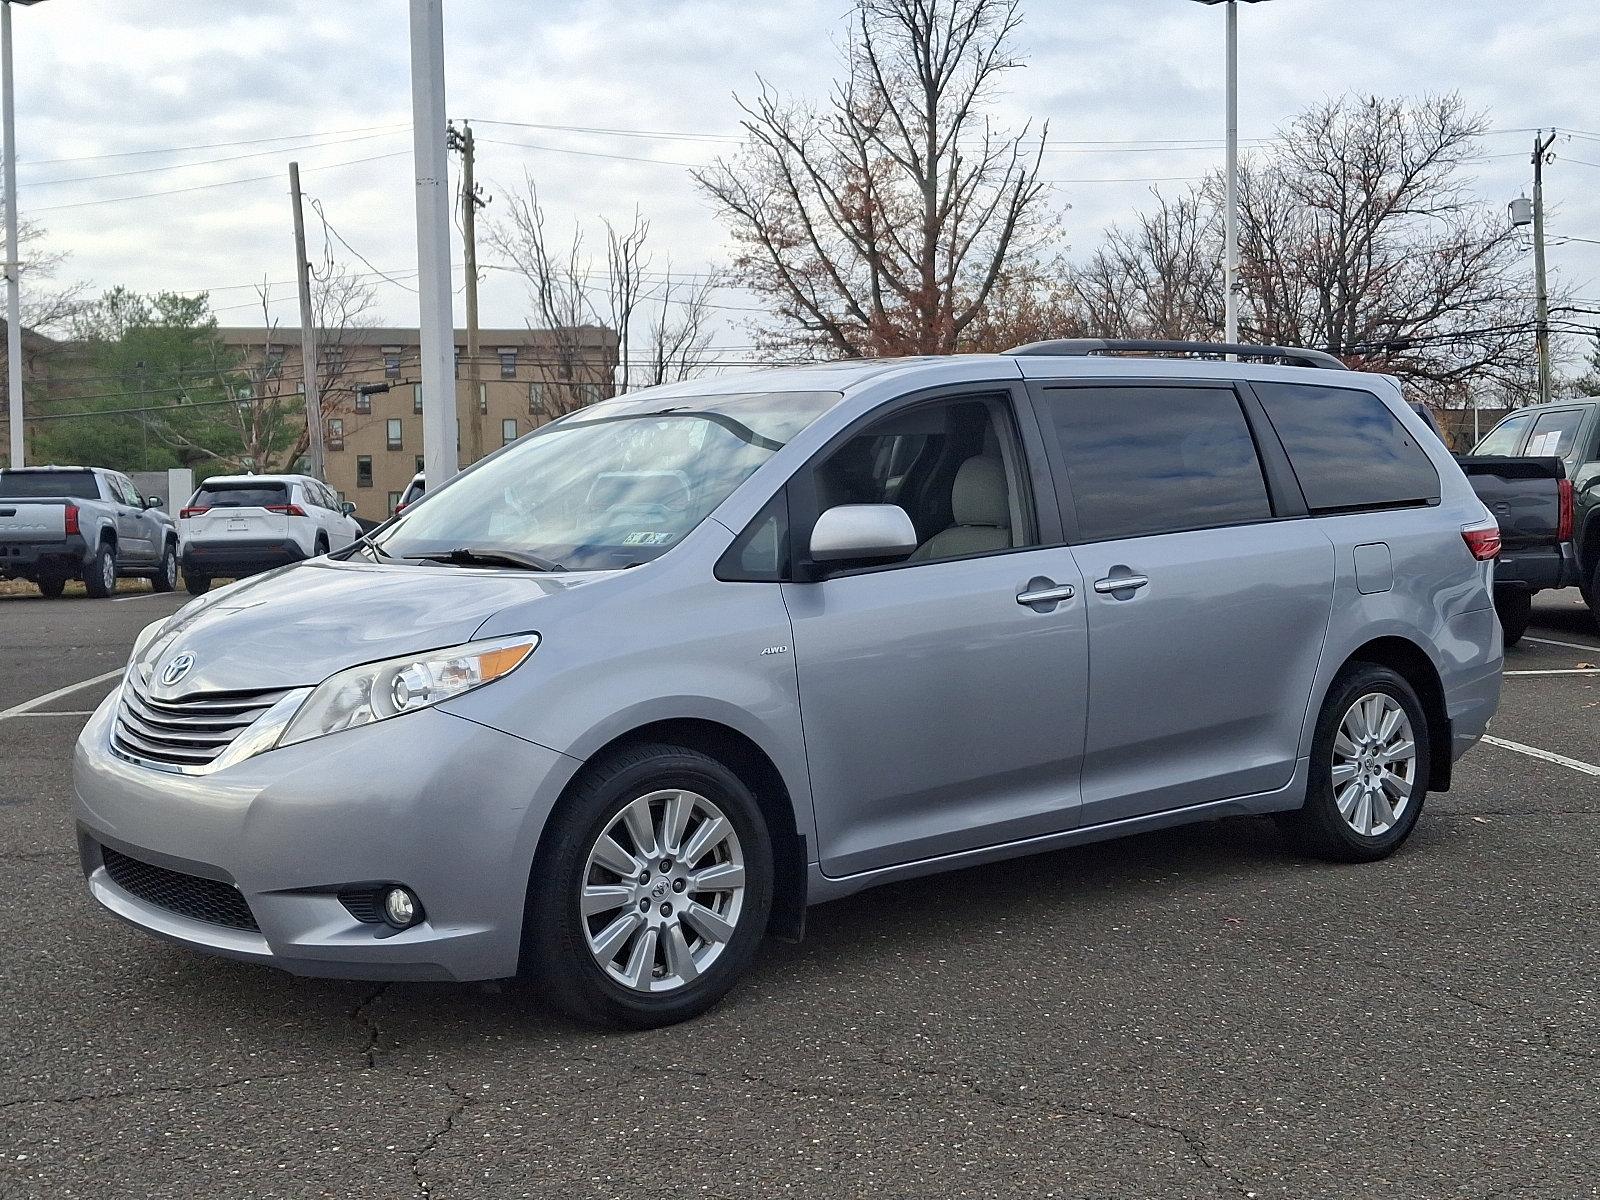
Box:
[306,197,420,294]
[21,130,410,190]
[20,123,411,168]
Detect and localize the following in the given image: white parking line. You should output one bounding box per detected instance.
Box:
[1505,668,1600,676]
[1482,735,1600,777]
[111,591,169,603]
[0,669,123,722]
[1524,635,1600,654]
[5,710,96,717]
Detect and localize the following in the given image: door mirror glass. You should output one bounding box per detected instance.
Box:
[340,501,357,517]
[144,496,164,509]
[808,504,917,564]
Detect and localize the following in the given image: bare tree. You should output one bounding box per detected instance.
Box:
[642,269,718,387]
[1072,94,1538,408]
[606,210,650,394]
[695,0,1051,359]
[0,209,86,334]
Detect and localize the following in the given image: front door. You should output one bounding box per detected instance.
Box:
[1032,381,1335,826]
[782,391,1090,878]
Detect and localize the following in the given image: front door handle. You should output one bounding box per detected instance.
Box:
[1017,579,1076,609]
[1093,574,1149,595]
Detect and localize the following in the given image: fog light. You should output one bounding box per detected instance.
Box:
[382,886,422,928]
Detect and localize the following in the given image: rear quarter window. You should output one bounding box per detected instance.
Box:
[1254,382,1439,512]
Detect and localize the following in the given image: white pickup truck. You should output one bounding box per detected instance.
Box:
[0,466,180,598]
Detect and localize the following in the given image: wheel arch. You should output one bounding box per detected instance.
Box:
[534,717,809,947]
[1336,635,1452,792]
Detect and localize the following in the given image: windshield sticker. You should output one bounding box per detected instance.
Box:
[621,531,676,546]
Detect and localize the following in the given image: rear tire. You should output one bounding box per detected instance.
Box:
[523,743,773,1030]
[314,534,329,557]
[1493,586,1532,648]
[1281,663,1430,863]
[36,573,67,599]
[82,541,116,599]
[151,541,178,592]
[183,570,211,596]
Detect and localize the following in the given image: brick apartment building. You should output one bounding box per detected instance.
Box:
[216,324,617,522]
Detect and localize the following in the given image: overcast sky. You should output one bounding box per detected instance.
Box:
[9,0,1600,366]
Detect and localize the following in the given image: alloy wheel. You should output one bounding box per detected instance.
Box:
[580,789,746,993]
[101,554,115,591]
[1331,692,1416,837]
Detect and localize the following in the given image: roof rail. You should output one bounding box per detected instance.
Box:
[1003,338,1349,371]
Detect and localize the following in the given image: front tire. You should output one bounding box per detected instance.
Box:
[524,743,773,1029]
[151,541,178,592]
[36,573,67,599]
[82,541,116,599]
[1493,586,1532,647]
[1281,663,1430,863]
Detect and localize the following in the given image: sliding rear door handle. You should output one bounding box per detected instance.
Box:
[1093,574,1149,594]
[1016,583,1076,606]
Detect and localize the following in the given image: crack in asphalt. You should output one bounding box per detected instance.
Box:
[0,1065,347,1112]
[410,1079,471,1198]
[351,983,392,1069]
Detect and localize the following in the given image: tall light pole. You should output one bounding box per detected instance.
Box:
[1190,0,1267,346]
[409,0,458,488]
[3,0,49,468]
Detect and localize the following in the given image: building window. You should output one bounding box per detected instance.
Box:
[336,490,346,504]
[324,346,345,377]
[498,348,518,379]
[502,418,518,446]
[356,456,373,488]
[355,390,372,414]
[327,418,344,450]
[264,346,284,378]
[382,346,402,378]
[415,455,425,474]
[580,382,602,406]
[386,418,403,451]
[478,383,488,415]
[528,381,544,414]
[454,346,463,378]
[387,491,402,515]
[413,385,423,415]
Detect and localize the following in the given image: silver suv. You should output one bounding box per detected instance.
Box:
[74,341,1503,1028]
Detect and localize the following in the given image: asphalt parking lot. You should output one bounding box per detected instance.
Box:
[0,587,1595,1199]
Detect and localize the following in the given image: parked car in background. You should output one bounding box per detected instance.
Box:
[179,474,359,595]
[0,466,178,597]
[396,471,425,514]
[1467,398,1600,635]
[76,340,1502,1029]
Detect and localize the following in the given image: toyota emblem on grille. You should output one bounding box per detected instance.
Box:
[160,652,196,686]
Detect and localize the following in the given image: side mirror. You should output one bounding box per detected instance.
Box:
[144,496,164,509]
[808,504,918,565]
[340,501,357,517]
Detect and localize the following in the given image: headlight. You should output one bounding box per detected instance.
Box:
[276,634,538,749]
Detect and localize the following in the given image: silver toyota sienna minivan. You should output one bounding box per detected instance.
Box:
[74,341,1503,1028]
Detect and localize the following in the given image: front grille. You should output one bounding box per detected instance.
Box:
[101,846,259,931]
[111,675,291,771]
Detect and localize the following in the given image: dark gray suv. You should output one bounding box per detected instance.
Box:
[75,341,1503,1027]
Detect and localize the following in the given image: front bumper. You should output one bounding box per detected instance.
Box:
[182,537,306,577]
[74,692,581,981]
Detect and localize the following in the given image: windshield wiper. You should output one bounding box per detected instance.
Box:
[408,547,567,572]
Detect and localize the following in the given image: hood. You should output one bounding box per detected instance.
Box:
[137,558,605,696]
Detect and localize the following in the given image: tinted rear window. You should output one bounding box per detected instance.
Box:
[0,471,101,500]
[1255,383,1439,512]
[1042,385,1272,541]
[193,483,289,508]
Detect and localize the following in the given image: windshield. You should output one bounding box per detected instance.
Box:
[367,390,839,571]
[0,471,101,500]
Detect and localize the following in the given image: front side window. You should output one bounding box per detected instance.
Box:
[807,396,1035,564]
[1473,412,1533,456]
[1526,408,1585,459]
[1042,385,1271,541]
[366,390,839,572]
[1256,382,1439,513]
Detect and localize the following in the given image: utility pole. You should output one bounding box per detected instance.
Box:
[288,161,325,480]
[409,0,458,488]
[1531,129,1557,406]
[449,120,488,465]
[3,1,23,467]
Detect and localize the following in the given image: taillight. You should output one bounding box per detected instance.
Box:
[264,504,307,517]
[394,502,407,514]
[1462,520,1502,561]
[1557,478,1574,543]
[63,504,79,536]
[179,506,208,519]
